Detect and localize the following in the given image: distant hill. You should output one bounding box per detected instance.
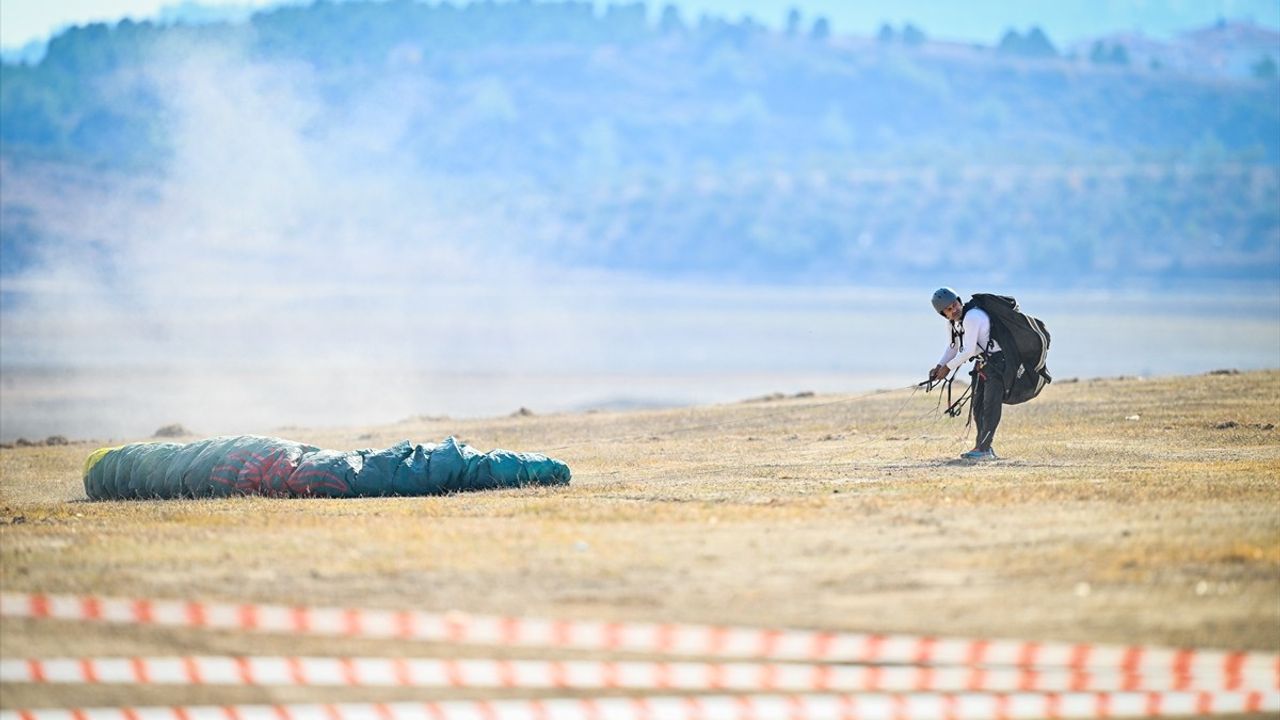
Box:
[1069,20,1280,79]
[1,0,1277,286]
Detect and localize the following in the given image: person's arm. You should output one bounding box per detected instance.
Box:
[937,340,958,368]
[931,329,959,380]
[945,311,988,372]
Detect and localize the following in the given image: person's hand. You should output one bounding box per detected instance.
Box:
[930,364,949,382]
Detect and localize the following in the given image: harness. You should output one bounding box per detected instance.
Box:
[924,311,997,425]
[922,366,974,421]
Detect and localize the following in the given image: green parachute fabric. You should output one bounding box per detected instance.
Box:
[83,435,571,500]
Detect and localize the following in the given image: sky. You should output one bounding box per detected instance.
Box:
[3,0,1280,50]
[0,0,277,49]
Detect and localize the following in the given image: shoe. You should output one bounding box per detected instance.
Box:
[959,449,998,461]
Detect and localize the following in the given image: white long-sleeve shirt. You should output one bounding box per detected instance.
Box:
[937,307,1002,372]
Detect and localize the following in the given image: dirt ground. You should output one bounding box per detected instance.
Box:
[1,370,1277,713]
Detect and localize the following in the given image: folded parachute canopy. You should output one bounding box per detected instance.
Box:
[83,435,571,500]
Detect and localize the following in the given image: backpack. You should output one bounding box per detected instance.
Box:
[962,293,1052,405]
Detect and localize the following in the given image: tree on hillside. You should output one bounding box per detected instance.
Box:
[786,8,802,37]
[696,15,758,50]
[877,23,895,44]
[1253,54,1278,79]
[658,4,684,35]
[1024,27,1057,56]
[901,23,925,46]
[998,26,1057,57]
[810,17,830,42]
[602,2,647,43]
[1090,41,1129,65]
[997,29,1022,54]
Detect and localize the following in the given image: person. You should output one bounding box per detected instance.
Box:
[928,287,1005,461]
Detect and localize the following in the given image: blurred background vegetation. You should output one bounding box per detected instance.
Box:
[2,0,1278,286]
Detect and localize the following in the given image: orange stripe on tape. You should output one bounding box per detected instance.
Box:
[549,661,568,689]
[942,694,960,720]
[994,693,1011,720]
[654,624,676,653]
[342,609,361,636]
[444,616,466,643]
[967,639,989,666]
[785,694,806,720]
[130,658,149,684]
[235,657,253,685]
[339,658,358,687]
[393,658,412,687]
[183,657,202,684]
[1045,692,1062,719]
[1145,691,1162,716]
[861,634,885,663]
[500,617,520,644]
[890,693,908,720]
[812,664,833,692]
[132,600,153,623]
[603,622,624,650]
[614,661,633,690]
[1120,647,1143,675]
[1225,652,1246,690]
[238,604,258,630]
[1096,691,1111,719]
[759,629,782,657]
[913,637,936,665]
[1172,649,1193,677]
[497,660,517,689]
[864,665,882,692]
[394,611,415,639]
[1068,643,1091,671]
[1019,641,1041,668]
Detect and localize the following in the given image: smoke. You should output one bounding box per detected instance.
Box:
[1,36,594,440]
[5,35,911,442]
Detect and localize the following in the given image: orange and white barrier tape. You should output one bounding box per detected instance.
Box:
[1,692,1277,720]
[3,592,1276,679]
[2,656,1275,693]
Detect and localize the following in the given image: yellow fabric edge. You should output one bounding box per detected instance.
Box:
[83,446,121,479]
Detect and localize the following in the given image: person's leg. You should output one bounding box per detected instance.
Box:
[975,353,1005,452]
[970,366,986,452]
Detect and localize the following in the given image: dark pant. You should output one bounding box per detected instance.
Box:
[972,351,1006,451]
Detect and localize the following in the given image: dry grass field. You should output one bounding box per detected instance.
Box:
[1,369,1278,713]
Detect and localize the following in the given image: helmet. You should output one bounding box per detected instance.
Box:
[931,287,960,315]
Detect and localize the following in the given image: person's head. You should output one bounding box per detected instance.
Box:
[931,287,963,322]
